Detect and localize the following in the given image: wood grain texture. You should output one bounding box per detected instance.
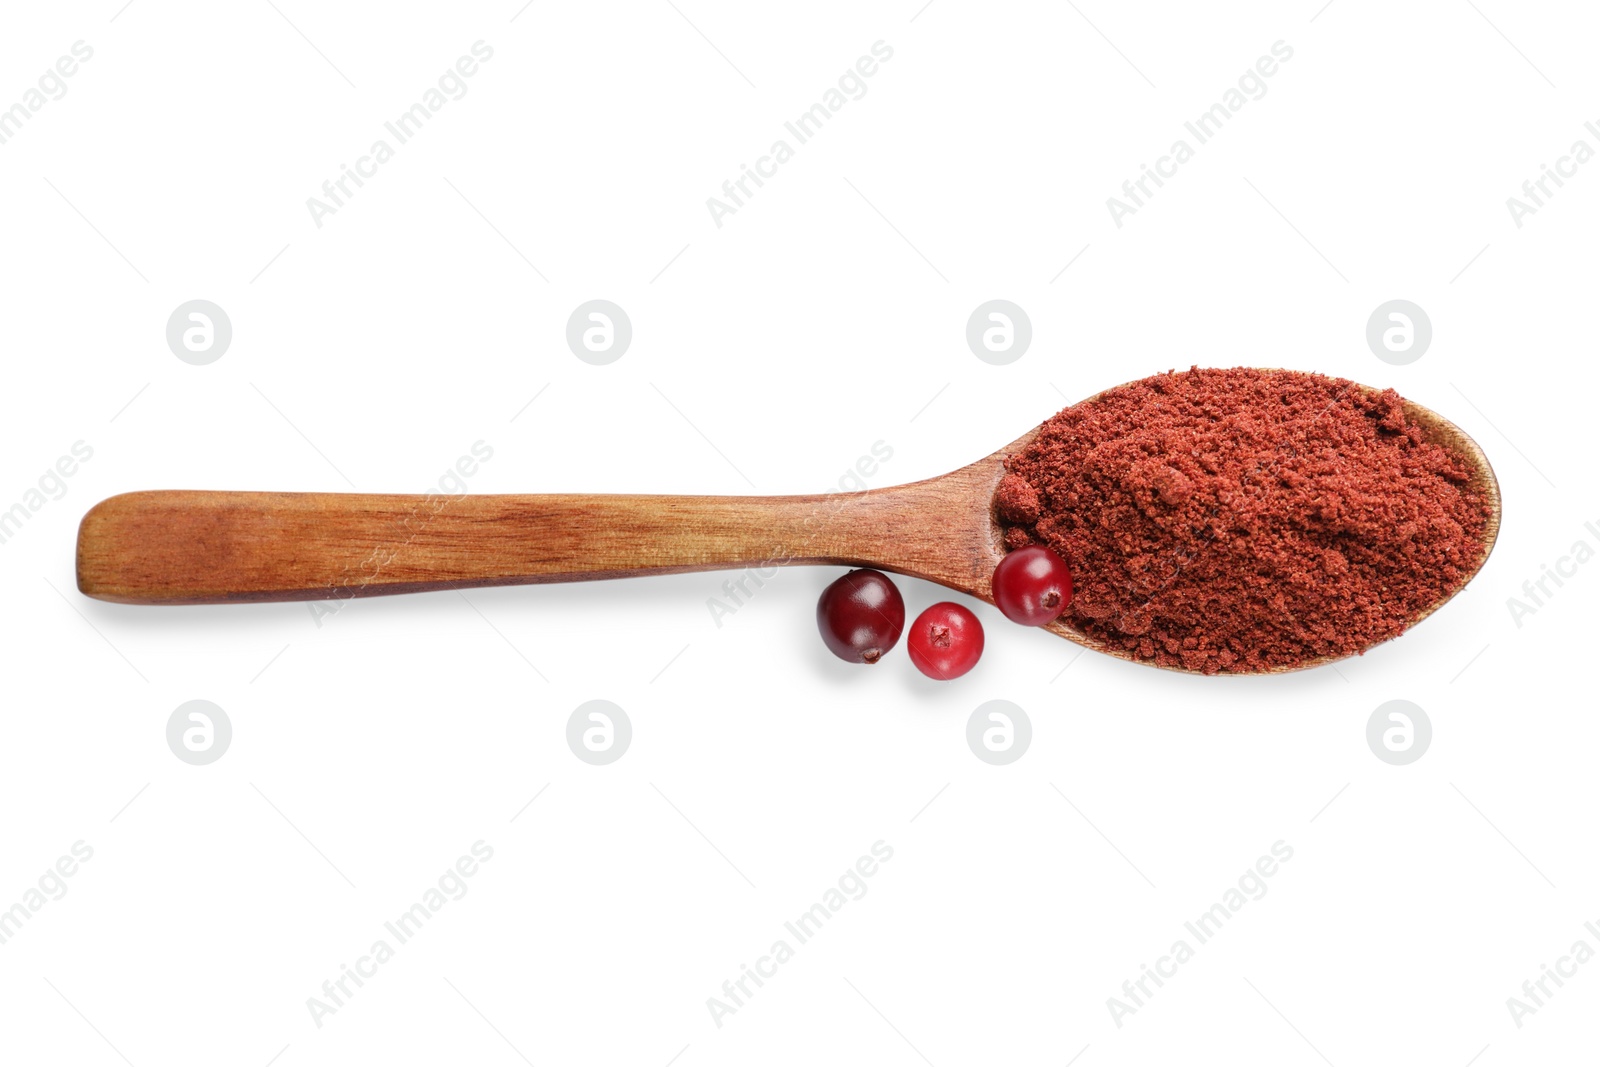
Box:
[74,429,1034,608]
[74,389,1502,674]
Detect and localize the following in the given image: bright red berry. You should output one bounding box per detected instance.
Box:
[992,545,1073,626]
[906,602,984,680]
[817,569,905,664]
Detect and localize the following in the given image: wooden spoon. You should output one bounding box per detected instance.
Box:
[75,383,1501,673]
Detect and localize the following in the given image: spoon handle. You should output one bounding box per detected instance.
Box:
[75,489,955,604]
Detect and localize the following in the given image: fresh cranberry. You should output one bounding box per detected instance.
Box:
[907,602,984,680]
[992,545,1073,626]
[817,569,905,664]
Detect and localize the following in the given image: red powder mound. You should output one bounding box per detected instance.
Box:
[995,367,1493,674]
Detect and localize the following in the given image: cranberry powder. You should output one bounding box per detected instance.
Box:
[994,368,1493,674]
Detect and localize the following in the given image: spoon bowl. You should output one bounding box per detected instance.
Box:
[76,375,1501,674]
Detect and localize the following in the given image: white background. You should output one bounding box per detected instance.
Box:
[2,1,1597,1064]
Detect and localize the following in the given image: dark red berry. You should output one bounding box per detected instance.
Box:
[906,602,984,680]
[817,569,905,664]
[992,545,1073,626]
